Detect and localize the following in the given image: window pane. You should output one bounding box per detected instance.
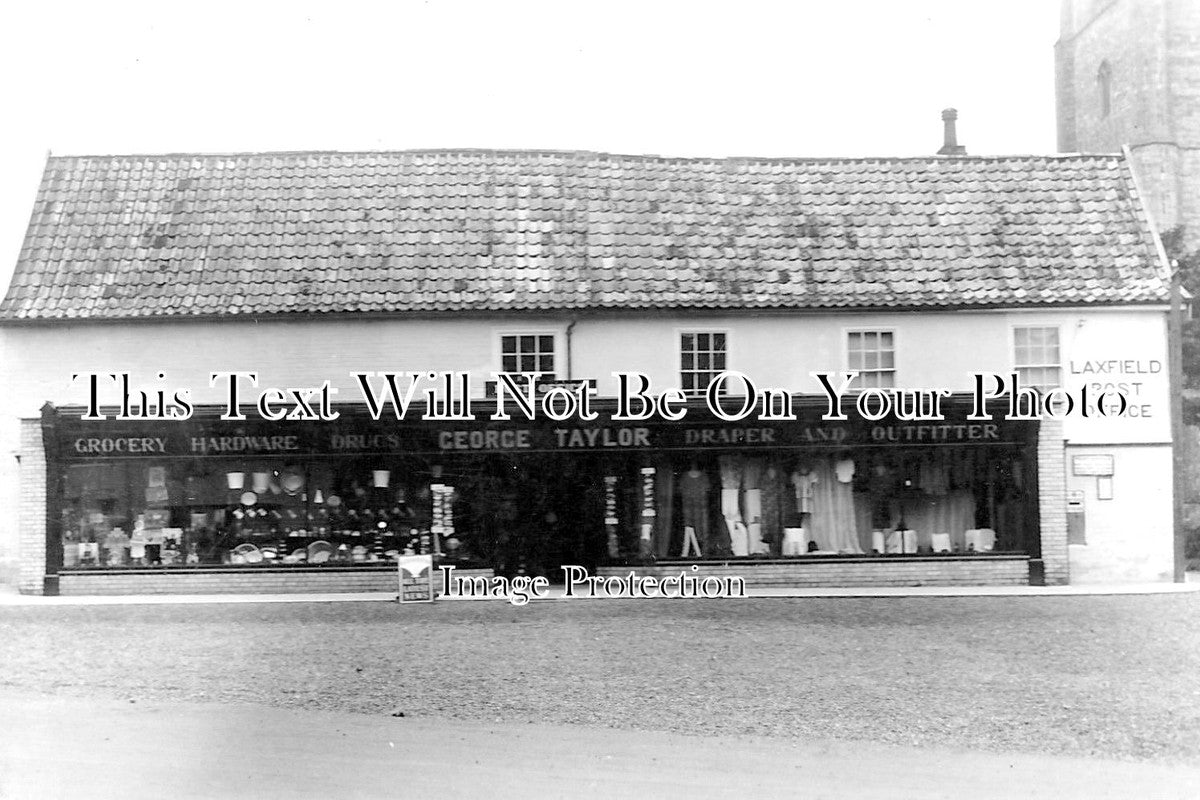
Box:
[1014,327,1060,372]
[846,330,896,388]
[682,332,726,393]
[501,333,557,373]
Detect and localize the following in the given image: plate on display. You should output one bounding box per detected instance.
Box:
[240,491,258,506]
[326,494,342,508]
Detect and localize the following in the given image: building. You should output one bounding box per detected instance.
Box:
[1056,0,1200,250]
[1057,0,1199,563]
[0,145,1180,595]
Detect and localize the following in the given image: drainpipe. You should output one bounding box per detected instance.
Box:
[565,318,578,380]
[1170,263,1185,582]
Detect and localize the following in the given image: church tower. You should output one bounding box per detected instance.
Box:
[1056,0,1200,250]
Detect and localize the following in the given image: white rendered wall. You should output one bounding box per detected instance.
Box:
[0,304,1175,585]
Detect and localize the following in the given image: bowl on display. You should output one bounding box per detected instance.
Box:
[231,543,263,564]
[282,548,308,564]
[307,540,334,564]
[281,469,305,496]
[240,491,258,506]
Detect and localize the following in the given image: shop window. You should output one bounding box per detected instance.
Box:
[1013,326,1062,391]
[847,330,895,389]
[654,446,1033,560]
[501,334,556,375]
[680,332,727,395]
[58,457,454,571]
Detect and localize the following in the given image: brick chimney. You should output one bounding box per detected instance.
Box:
[937,108,967,155]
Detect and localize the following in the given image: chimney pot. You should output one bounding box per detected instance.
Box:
[938,107,967,156]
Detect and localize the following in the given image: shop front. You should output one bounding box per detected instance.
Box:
[41,395,1040,595]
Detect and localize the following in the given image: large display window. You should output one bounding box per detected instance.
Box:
[58,455,454,569]
[45,400,1040,578]
[639,445,1034,561]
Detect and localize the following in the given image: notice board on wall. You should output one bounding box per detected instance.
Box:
[1072,454,1114,476]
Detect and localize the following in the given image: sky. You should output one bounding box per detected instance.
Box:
[0,0,1061,294]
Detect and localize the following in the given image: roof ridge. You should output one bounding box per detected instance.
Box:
[43,147,1128,165]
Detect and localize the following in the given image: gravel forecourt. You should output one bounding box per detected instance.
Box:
[2,594,1199,765]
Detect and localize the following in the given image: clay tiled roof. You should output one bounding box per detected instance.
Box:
[0,149,1171,320]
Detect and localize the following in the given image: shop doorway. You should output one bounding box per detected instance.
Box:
[450,454,608,580]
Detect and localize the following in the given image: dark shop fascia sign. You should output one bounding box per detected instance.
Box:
[53,406,1035,460]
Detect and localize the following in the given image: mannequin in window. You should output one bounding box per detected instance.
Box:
[718,454,746,556]
[742,457,768,555]
[679,461,710,556]
[761,458,785,557]
[790,462,817,515]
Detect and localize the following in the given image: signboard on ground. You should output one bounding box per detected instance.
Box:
[398,555,434,603]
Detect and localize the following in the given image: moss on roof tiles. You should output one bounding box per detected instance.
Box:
[0,149,1170,321]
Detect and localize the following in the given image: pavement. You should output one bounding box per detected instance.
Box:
[4,578,1199,797]
[1,577,1198,605]
[1,689,1198,800]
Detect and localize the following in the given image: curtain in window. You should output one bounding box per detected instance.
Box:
[807,458,863,554]
[902,490,976,551]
